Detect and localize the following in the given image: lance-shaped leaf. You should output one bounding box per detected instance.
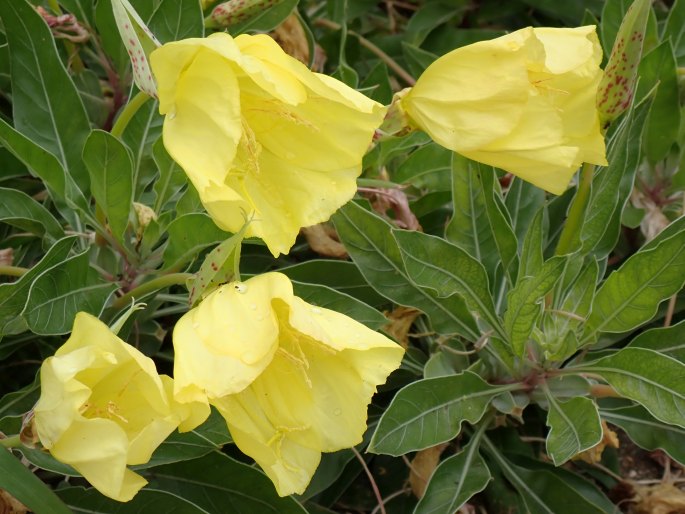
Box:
[597,0,651,124]
[188,223,248,307]
[578,348,685,428]
[147,452,307,513]
[0,187,63,241]
[0,0,91,191]
[21,250,118,335]
[333,201,479,340]
[415,438,492,514]
[393,229,505,340]
[628,319,685,362]
[545,395,603,465]
[58,488,206,513]
[162,213,230,271]
[111,0,160,96]
[83,130,134,241]
[504,256,567,357]
[0,237,77,337]
[0,448,72,514]
[600,404,685,464]
[482,439,614,514]
[369,372,510,456]
[585,227,685,337]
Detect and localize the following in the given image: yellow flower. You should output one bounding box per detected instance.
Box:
[399,26,607,195]
[150,33,386,256]
[172,272,404,496]
[34,313,209,502]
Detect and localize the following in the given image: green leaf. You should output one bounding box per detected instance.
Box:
[0,118,66,202]
[404,2,467,45]
[149,0,204,43]
[58,487,206,513]
[121,99,163,197]
[540,260,597,361]
[401,42,436,77]
[0,237,77,337]
[663,0,685,65]
[504,256,567,356]
[0,448,72,514]
[0,187,63,240]
[148,451,307,513]
[392,229,504,339]
[0,375,39,418]
[482,439,611,514]
[111,0,160,97]
[229,0,299,34]
[369,372,509,456]
[83,130,134,241]
[637,41,680,163]
[518,207,544,279]
[628,319,685,361]
[291,281,387,330]
[504,178,546,251]
[152,138,187,214]
[414,439,491,514]
[545,396,602,465]
[601,403,685,464]
[585,227,685,336]
[188,226,247,307]
[333,201,479,340]
[579,348,685,428]
[446,156,514,285]
[580,92,652,257]
[0,0,91,190]
[22,249,118,335]
[162,213,230,271]
[278,260,386,307]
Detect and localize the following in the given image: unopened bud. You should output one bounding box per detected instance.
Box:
[205,0,285,29]
[596,0,652,127]
[133,202,157,239]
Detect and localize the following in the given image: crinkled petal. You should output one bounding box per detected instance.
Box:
[233,151,359,256]
[404,27,542,150]
[152,44,242,189]
[173,275,294,401]
[50,418,146,502]
[212,392,321,496]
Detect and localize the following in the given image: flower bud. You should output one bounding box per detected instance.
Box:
[596,0,652,126]
[206,0,286,29]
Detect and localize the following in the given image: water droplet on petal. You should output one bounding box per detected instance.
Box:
[333,408,342,416]
[285,152,295,159]
[192,322,200,329]
[168,109,176,120]
[249,303,257,310]
[311,307,321,314]
[234,283,248,294]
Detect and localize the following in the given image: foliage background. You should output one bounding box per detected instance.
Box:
[1,0,685,513]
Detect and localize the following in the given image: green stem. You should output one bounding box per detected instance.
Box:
[111,91,151,139]
[0,265,28,277]
[0,435,21,448]
[112,273,193,310]
[555,162,595,256]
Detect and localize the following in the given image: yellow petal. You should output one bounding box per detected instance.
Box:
[50,418,146,502]
[403,27,541,150]
[172,275,293,401]
[213,393,320,496]
[401,26,607,194]
[151,39,243,190]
